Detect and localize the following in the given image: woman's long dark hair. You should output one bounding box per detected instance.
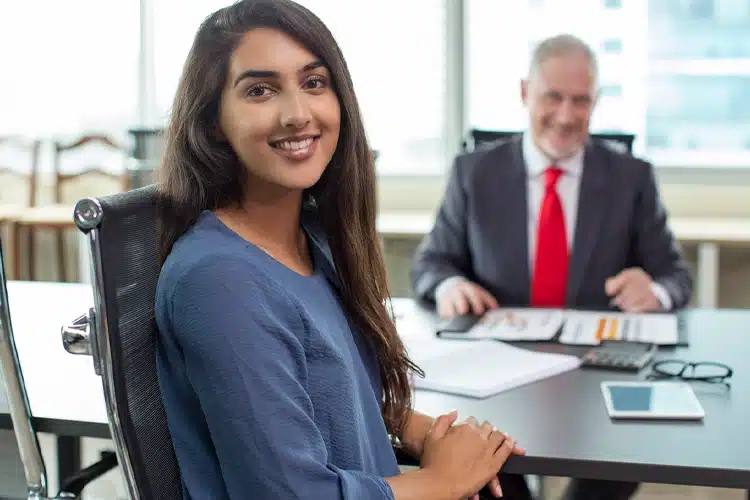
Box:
[157,0,421,436]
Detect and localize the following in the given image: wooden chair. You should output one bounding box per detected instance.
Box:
[0,137,40,280]
[15,135,129,282]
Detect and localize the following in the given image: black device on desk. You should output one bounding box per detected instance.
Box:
[436,314,480,335]
[581,340,657,372]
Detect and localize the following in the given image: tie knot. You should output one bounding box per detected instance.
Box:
[544,166,563,191]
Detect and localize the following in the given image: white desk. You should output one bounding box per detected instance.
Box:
[5,281,106,425]
[376,213,434,238]
[377,213,750,309]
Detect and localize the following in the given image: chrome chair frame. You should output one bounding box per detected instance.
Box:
[61,196,141,500]
[0,236,117,500]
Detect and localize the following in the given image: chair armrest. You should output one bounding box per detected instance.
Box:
[61,308,102,376]
[57,451,118,497]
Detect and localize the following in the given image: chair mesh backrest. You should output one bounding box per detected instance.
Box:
[468,129,636,153]
[93,185,182,500]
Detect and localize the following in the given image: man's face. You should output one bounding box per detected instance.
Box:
[521,54,598,161]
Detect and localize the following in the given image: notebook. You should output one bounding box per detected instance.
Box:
[408,339,581,398]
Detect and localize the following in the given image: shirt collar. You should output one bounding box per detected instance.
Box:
[522,131,584,178]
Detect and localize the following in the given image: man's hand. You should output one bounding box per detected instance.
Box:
[437,279,498,318]
[605,268,661,313]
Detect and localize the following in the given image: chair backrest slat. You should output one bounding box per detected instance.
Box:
[466,129,636,154]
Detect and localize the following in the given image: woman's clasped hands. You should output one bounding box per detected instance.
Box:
[420,410,525,500]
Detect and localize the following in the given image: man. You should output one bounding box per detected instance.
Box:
[411,34,693,500]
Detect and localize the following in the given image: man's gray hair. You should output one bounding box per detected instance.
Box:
[528,34,598,78]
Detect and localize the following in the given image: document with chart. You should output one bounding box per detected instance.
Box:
[559,311,679,345]
[442,308,565,341]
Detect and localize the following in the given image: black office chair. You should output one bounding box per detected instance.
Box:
[464,128,636,155]
[60,185,420,500]
[0,239,118,499]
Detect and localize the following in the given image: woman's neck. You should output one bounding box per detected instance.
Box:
[215,189,312,275]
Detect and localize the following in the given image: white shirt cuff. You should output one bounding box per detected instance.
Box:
[434,276,468,303]
[650,282,673,311]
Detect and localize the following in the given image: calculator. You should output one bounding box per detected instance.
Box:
[581,340,657,372]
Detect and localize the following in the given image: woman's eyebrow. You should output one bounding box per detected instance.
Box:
[233,60,325,88]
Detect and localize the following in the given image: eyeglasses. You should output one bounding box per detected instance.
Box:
[646,359,733,388]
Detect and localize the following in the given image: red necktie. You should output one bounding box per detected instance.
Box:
[531,167,568,307]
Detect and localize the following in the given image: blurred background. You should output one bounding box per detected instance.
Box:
[1,2,749,497]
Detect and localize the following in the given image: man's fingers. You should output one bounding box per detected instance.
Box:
[453,292,470,316]
[606,268,642,295]
[624,294,658,313]
[616,283,654,312]
[464,288,488,316]
[465,284,499,315]
[477,286,499,310]
[605,272,627,296]
[438,299,456,318]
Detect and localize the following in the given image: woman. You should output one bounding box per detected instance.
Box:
[155,1,522,499]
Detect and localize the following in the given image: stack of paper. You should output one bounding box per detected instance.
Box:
[408,339,581,398]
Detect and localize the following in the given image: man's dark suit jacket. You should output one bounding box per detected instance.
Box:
[411,135,693,311]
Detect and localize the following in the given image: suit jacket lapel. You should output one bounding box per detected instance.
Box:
[496,136,531,303]
[567,144,611,304]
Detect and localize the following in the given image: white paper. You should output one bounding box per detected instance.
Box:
[410,340,581,398]
[440,308,564,341]
[560,311,679,345]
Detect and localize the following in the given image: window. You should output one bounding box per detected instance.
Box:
[602,39,623,53]
[465,1,645,143]
[0,0,140,138]
[466,0,750,167]
[687,0,715,19]
[600,84,623,97]
[153,1,235,125]
[647,0,750,166]
[152,0,448,175]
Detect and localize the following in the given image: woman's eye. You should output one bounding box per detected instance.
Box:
[247,84,273,97]
[304,76,327,89]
